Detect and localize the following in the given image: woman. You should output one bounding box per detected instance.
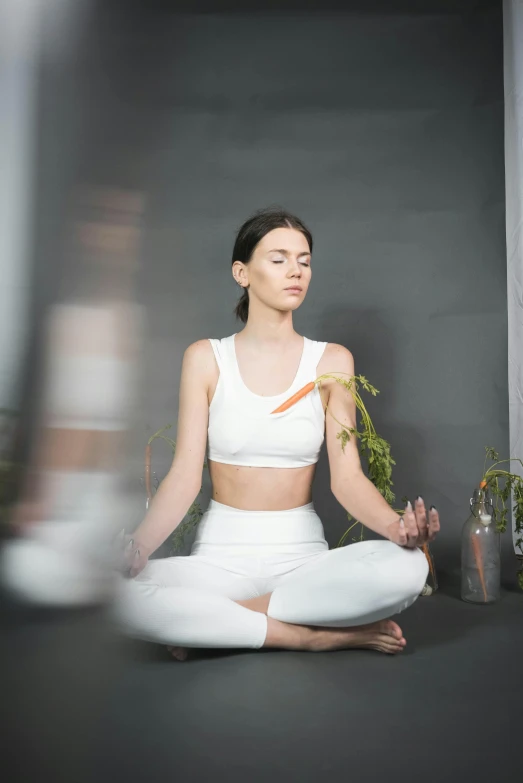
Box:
[116,207,440,659]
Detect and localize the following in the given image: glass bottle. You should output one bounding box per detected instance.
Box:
[461,487,500,603]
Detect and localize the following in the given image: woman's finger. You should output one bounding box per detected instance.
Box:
[113,535,139,574]
[404,501,419,547]
[127,549,142,579]
[113,528,126,546]
[414,497,428,541]
[122,537,138,566]
[428,507,440,541]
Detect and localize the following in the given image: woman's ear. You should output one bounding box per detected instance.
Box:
[232,260,247,287]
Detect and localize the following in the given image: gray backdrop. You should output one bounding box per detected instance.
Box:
[30,0,512,579]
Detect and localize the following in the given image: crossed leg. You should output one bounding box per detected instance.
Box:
[234,594,408,655]
[234,540,428,656]
[115,553,270,654]
[160,540,429,659]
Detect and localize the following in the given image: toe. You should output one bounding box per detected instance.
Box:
[391,623,403,640]
[378,634,403,653]
[383,620,403,640]
[373,641,398,654]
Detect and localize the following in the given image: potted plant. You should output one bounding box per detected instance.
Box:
[476,446,523,590]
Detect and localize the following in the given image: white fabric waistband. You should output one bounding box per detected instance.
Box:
[190,499,328,555]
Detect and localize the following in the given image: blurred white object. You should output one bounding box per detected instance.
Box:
[1,301,140,606]
[1,187,145,607]
[2,472,121,605]
[0,0,38,411]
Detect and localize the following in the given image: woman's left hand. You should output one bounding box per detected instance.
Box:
[112,532,151,578]
[386,497,440,549]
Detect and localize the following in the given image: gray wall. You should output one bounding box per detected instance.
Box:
[31,1,512,580]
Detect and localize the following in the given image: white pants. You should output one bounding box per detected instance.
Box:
[115,500,429,649]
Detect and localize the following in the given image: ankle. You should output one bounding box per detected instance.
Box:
[263,616,314,650]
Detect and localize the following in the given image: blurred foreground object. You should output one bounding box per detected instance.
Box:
[1,186,145,607]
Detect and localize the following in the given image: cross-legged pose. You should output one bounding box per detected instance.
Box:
[116,207,440,658]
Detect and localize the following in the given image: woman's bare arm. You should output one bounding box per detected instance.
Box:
[130,339,215,557]
[323,344,441,548]
[322,343,401,538]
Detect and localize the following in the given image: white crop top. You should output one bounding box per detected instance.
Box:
[207,334,328,468]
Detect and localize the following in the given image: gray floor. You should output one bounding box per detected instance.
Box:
[2,551,522,783]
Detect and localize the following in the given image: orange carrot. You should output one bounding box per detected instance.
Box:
[471,533,488,602]
[144,442,153,503]
[422,542,436,585]
[270,381,316,414]
[479,480,487,489]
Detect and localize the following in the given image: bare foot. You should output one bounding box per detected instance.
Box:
[308,619,407,654]
[166,645,189,661]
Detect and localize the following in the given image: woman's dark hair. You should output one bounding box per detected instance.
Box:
[232,206,313,323]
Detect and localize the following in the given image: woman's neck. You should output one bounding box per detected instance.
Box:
[238,303,298,348]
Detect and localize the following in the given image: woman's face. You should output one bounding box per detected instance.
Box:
[233,227,312,313]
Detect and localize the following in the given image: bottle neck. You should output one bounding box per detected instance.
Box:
[472,501,487,513]
[471,488,489,514]
[471,487,492,524]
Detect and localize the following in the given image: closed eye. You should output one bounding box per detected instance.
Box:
[272,259,310,267]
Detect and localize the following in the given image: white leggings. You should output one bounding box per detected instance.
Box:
[115,500,429,649]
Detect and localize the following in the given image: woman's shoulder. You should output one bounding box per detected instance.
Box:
[177,340,220,393]
[183,338,215,361]
[183,336,233,376]
[316,341,355,376]
[304,333,352,359]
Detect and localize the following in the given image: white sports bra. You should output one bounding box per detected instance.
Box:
[207,334,328,468]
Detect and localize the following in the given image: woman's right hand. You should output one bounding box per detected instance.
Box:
[114,532,151,578]
[385,498,440,549]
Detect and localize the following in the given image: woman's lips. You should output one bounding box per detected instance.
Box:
[284,287,302,294]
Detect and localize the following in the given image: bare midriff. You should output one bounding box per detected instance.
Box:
[208,459,317,511]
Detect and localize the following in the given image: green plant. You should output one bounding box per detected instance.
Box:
[305,372,412,547]
[313,373,398,547]
[304,372,437,586]
[479,446,523,590]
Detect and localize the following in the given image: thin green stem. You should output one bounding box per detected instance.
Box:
[483,457,523,477]
[147,423,174,447]
[336,519,360,547]
[314,372,377,442]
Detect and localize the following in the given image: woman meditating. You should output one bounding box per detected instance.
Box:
[117,207,440,659]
